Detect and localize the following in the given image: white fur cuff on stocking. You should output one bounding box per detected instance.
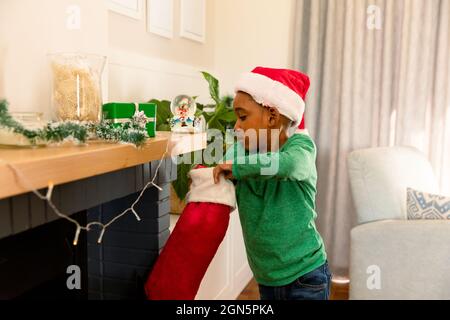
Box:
[186,167,237,210]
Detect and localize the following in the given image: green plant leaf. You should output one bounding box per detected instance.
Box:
[219,110,237,122]
[208,117,225,132]
[207,103,223,126]
[172,161,194,201]
[202,112,214,124]
[195,102,206,117]
[158,124,171,132]
[201,71,220,104]
[149,99,172,132]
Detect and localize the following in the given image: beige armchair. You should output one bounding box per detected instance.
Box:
[347,146,450,300]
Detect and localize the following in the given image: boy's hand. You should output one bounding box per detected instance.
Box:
[213,162,234,184]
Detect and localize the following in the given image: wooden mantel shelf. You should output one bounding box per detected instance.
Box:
[0,131,206,200]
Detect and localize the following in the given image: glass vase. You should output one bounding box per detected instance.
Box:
[48,53,106,123]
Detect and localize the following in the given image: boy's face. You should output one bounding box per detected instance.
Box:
[233,91,288,151]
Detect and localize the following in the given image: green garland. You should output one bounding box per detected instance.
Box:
[90,121,147,146]
[0,99,148,147]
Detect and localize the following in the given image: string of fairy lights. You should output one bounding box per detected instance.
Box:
[2,141,170,246]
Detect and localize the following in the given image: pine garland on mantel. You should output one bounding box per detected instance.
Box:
[0,99,148,147]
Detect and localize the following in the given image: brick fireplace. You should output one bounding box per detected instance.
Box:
[0,158,176,300]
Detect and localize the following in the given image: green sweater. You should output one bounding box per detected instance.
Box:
[228,134,327,286]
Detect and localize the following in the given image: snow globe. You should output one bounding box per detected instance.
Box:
[169,95,201,133]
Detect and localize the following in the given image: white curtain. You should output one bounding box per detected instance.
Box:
[293,0,450,275]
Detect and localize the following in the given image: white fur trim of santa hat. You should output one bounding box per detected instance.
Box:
[295,128,310,135]
[186,168,236,210]
[235,72,305,129]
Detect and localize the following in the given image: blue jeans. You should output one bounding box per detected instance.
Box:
[258,262,332,300]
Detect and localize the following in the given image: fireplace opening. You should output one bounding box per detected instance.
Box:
[0,211,88,300]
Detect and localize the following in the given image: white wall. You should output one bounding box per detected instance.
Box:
[107,0,217,105]
[0,0,108,119]
[109,0,215,70]
[107,0,298,109]
[108,48,211,104]
[213,0,296,95]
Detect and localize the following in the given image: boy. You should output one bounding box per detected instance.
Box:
[213,67,331,300]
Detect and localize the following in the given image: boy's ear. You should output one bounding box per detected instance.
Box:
[267,107,280,128]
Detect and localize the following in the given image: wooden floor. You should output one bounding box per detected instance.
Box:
[237,278,349,300]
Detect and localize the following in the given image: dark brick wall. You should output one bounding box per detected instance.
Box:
[86,185,171,300]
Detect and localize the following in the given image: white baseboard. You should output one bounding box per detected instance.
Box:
[231,262,254,300]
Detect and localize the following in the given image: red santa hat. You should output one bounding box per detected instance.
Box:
[234,67,310,133]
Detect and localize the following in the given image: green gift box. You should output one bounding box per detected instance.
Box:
[102,102,157,137]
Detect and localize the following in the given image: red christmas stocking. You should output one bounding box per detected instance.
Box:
[145,166,236,300]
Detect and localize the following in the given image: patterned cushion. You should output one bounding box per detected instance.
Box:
[407,188,450,220]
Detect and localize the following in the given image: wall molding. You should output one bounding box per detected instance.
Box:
[108,0,144,20]
[107,47,213,103]
[180,0,206,43]
[109,47,204,80]
[147,0,174,39]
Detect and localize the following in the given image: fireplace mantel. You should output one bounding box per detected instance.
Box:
[0,131,206,200]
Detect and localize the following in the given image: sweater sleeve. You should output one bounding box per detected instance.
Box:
[232,135,316,181]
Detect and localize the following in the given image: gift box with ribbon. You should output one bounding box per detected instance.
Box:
[102,102,157,137]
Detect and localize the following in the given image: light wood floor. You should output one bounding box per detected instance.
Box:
[237,278,349,300]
